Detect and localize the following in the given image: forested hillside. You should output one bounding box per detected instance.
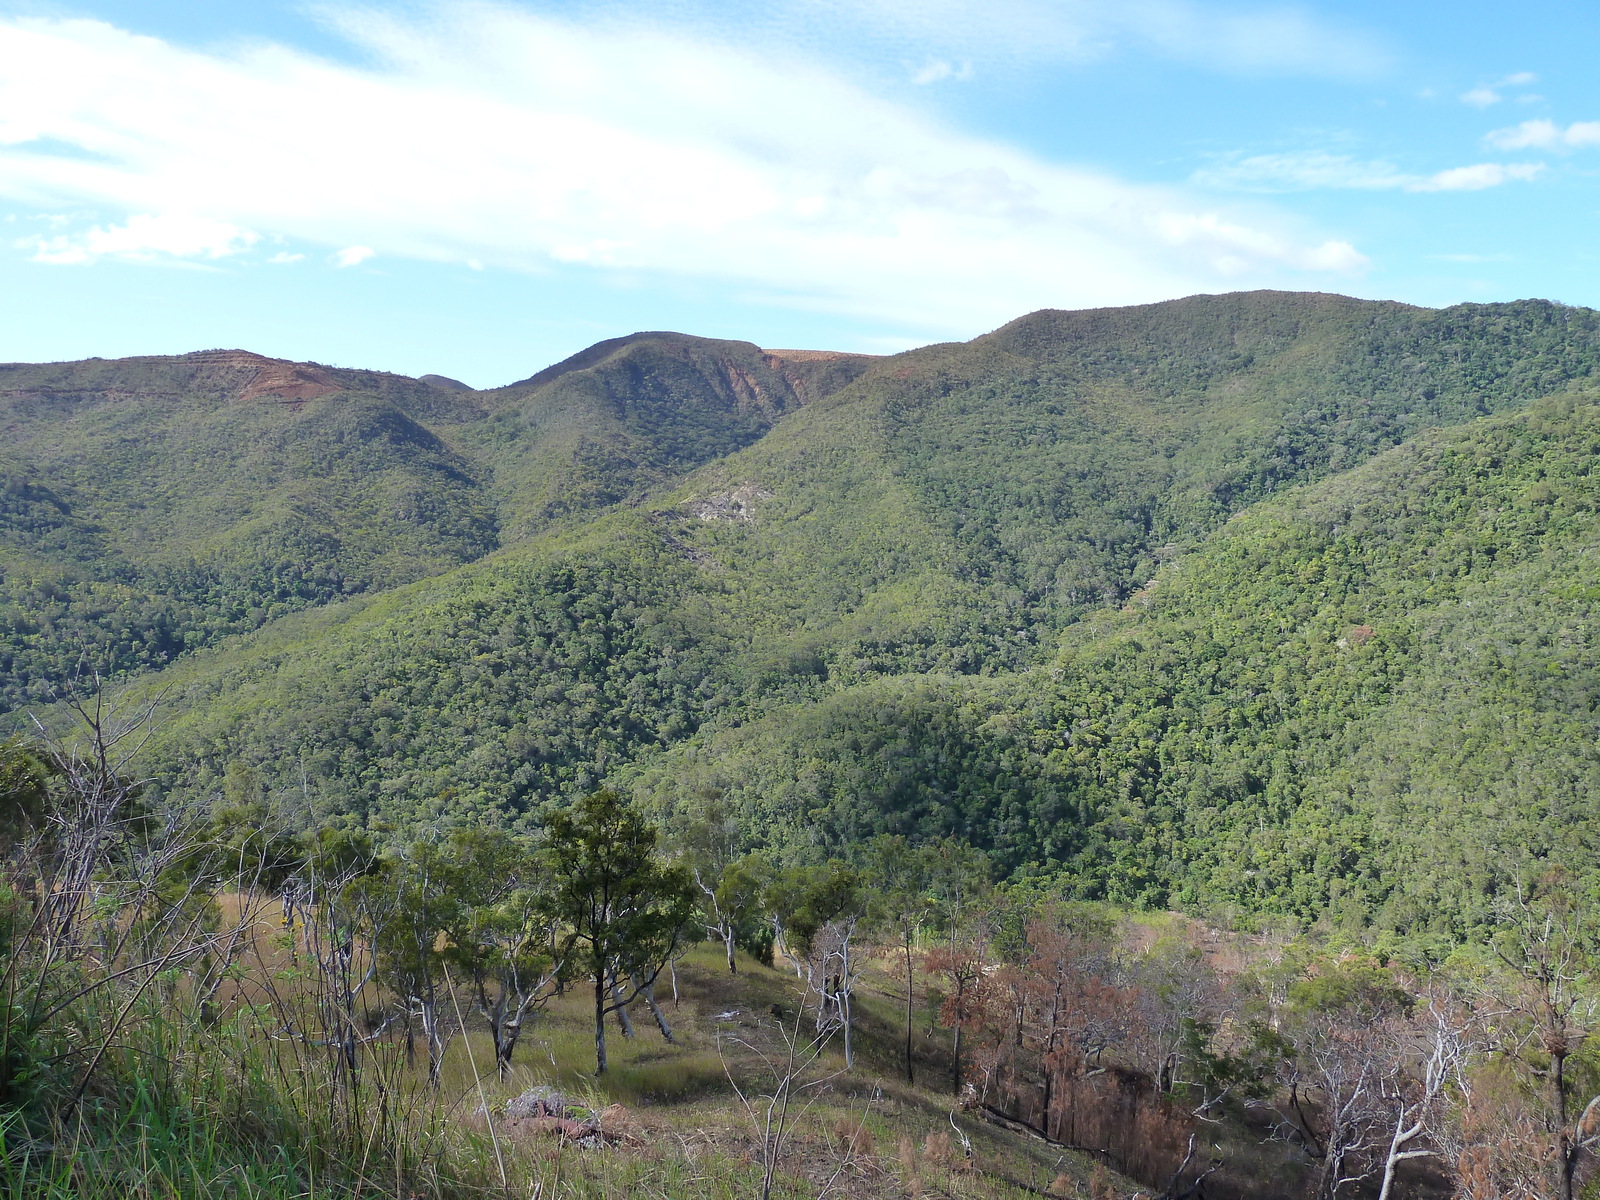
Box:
[632,391,1600,944]
[6,290,1600,939]
[0,337,871,710]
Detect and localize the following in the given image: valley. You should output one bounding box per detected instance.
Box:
[5,289,1600,1199]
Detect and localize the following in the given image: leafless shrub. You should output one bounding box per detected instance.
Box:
[717,987,843,1200]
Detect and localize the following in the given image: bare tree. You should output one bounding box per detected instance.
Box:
[1375,995,1474,1200]
[806,915,867,1070]
[1480,880,1600,1200]
[29,678,166,955]
[926,913,994,1095]
[0,687,290,1120]
[718,988,844,1200]
[275,834,392,1099]
[1255,959,1434,1200]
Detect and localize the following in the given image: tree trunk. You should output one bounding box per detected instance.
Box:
[634,973,677,1043]
[903,939,915,1084]
[494,1004,526,1080]
[420,996,445,1090]
[609,970,635,1037]
[482,989,508,1079]
[840,939,854,1069]
[496,1029,518,1079]
[1554,1048,1574,1200]
[773,917,801,978]
[952,1004,964,1095]
[593,973,608,1075]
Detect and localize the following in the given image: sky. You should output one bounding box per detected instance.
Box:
[0,1,1595,386]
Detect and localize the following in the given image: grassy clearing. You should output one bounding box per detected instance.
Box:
[2,933,1134,1200]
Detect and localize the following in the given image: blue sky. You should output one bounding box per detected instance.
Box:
[0,0,1594,386]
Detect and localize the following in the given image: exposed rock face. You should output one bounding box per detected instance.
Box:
[761,348,880,405]
[685,484,773,522]
[235,358,344,405]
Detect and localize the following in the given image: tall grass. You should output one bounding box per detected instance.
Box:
[0,978,504,1200]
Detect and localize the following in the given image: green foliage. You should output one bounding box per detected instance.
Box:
[1285,959,1412,1018]
[0,737,51,848]
[0,356,496,711]
[783,860,865,959]
[636,392,1600,937]
[11,292,1600,942]
[543,789,696,1072]
[474,333,858,534]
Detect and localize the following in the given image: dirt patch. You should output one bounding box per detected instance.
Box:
[238,359,344,406]
[178,351,343,406]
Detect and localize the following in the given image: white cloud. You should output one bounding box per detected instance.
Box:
[1406,162,1543,192]
[1197,151,1543,195]
[267,250,305,264]
[1486,119,1600,151]
[333,245,375,267]
[1194,152,1410,192]
[20,211,256,263]
[1152,210,1365,273]
[760,0,1390,78]
[1459,71,1538,108]
[0,7,1373,330]
[910,58,972,85]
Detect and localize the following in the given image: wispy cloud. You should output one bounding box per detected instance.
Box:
[747,0,1393,78]
[1486,119,1600,151]
[1459,71,1537,108]
[0,6,1371,331]
[333,245,375,268]
[1407,162,1543,192]
[910,58,972,85]
[19,212,257,264]
[1195,151,1544,194]
[535,0,1392,81]
[1194,152,1409,191]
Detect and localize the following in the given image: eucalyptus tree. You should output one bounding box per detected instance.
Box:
[436,827,566,1078]
[867,836,937,1083]
[544,789,696,1075]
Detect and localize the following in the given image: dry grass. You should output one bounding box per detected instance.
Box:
[4,899,1144,1200]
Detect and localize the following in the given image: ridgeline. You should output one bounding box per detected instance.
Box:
[5,289,1600,938]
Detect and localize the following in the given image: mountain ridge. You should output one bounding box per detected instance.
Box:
[7,289,1600,937]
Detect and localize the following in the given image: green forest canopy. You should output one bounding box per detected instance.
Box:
[5,290,1600,941]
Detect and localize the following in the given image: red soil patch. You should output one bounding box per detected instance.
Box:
[180,350,345,406]
[238,360,344,405]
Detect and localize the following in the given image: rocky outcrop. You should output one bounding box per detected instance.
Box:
[685,484,773,522]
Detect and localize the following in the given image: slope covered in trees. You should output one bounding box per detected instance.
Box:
[6,291,1600,942]
[632,391,1600,943]
[0,337,873,711]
